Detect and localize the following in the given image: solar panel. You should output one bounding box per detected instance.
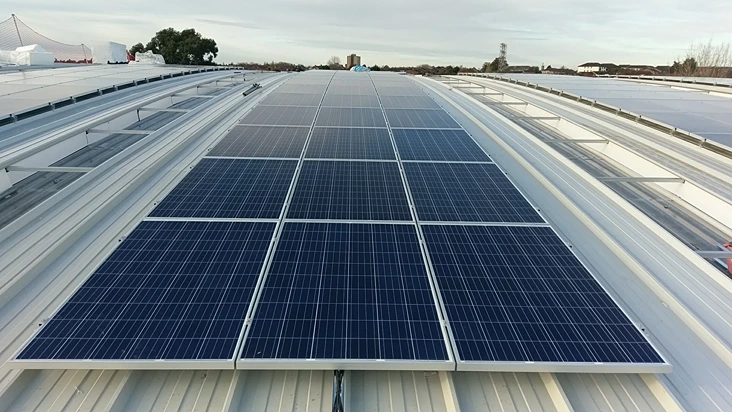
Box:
[385,109,460,129]
[315,108,387,127]
[305,128,395,160]
[208,126,309,158]
[273,84,327,94]
[404,163,543,223]
[321,93,381,108]
[288,160,411,221]
[260,93,322,107]
[326,85,377,95]
[149,159,296,219]
[375,86,425,96]
[240,106,318,126]
[380,95,441,109]
[239,222,451,366]
[422,224,668,369]
[16,221,275,363]
[393,129,491,162]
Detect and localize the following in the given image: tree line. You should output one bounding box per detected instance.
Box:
[670,40,732,77]
[129,28,218,65]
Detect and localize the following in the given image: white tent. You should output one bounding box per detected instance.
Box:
[0,44,54,66]
[90,41,128,64]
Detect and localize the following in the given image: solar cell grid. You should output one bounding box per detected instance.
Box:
[240,222,450,363]
[260,93,322,107]
[422,224,666,366]
[208,126,309,158]
[393,129,491,162]
[380,95,441,109]
[321,93,381,108]
[385,109,460,129]
[404,162,544,223]
[315,107,387,127]
[306,128,396,160]
[376,86,425,96]
[17,220,276,361]
[273,84,327,94]
[240,106,318,126]
[288,161,411,221]
[149,158,296,219]
[326,85,377,95]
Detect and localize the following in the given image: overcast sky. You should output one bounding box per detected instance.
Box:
[3,1,731,67]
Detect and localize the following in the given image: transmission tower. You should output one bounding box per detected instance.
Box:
[499,43,508,71]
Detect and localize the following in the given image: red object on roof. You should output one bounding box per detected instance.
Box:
[724,241,732,275]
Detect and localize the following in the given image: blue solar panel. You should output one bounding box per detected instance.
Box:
[240,106,318,126]
[272,84,327,95]
[375,86,425,97]
[305,128,396,160]
[260,93,323,106]
[149,159,296,219]
[240,222,449,361]
[288,161,411,221]
[422,225,666,365]
[315,108,387,127]
[321,93,381,108]
[385,109,460,129]
[17,221,275,361]
[380,95,441,109]
[404,163,544,223]
[208,126,309,158]
[393,129,491,162]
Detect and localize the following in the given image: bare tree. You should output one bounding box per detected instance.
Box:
[682,40,732,77]
[327,55,342,69]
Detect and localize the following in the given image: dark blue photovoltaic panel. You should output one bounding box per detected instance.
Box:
[260,93,323,106]
[385,109,460,129]
[17,221,275,361]
[393,129,491,162]
[149,159,296,219]
[326,85,377,96]
[208,126,309,158]
[321,94,381,108]
[380,95,441,109]
[240,222,449,361]
[272,84,327,94]
[305,128,396,160]
[422,225,666,365]
[288,161,411,221]
[315,108,387,127]
[404,163,544,223]
[375,86,424,96]
[240,106,318,126]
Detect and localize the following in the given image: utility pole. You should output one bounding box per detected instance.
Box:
[12,14,24,46]
[499,43,508,72]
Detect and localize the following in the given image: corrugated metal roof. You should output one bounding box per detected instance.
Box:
[452,372,558,412]
[2,69,732,412]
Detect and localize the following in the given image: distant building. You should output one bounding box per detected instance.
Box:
[577,62,617,73]
[542,66,577,75]
[346,54,361,69]
[505,65,537,73]
[617,65,662,75]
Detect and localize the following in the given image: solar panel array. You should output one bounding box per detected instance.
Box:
[16,71,668,373]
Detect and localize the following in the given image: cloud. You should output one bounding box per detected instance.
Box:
[2,0,731,67]
[195,18,267,31]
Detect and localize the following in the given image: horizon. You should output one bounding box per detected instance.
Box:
[2,1,731,68]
